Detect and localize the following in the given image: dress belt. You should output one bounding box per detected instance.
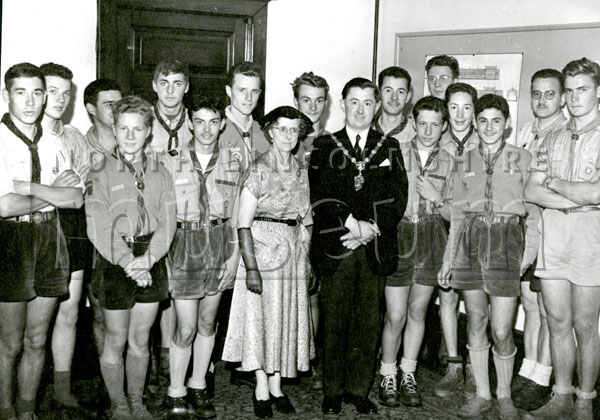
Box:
[254,216,301,226]
[176,218,230,230]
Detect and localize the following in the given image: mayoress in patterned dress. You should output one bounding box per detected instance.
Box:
[222,106,314,418]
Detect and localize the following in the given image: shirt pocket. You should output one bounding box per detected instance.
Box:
[173,177,199,211]
[213,178,238,218]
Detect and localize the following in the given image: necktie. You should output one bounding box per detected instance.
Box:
[2,113,43,183]
[479,142,505,222]
[189,145,221,223]
[354,134,362,158]
[411,139,440,215]
[154,104,185,154]
[113,150,148,235]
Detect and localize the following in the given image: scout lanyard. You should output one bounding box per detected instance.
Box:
[2,113,43,183]
[153,104,186,155]
[113,149,148,235]
[478,141,505,221]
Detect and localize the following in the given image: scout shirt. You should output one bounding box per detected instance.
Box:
[49,121,89,180]
[84,126,113,170]
[160,145,242,223]
[400,138,454,219]
[440,127,480,158]
[0,121,84,213]
[218,106,269,170]
[85,152,176,268]
[374,114,416,144]
[443,143,532,264]
[516,113,566,266]
[147,106,193,156]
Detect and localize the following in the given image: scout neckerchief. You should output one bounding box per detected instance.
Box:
[189,143,220,222]
[376,115,408,138]
[330,132,386,191]
[478,141,505,222]
[450,125,474,157]
[2,113,43,183]
[113,149,148,235]
[154,104,185,155]
[411,137,440,215]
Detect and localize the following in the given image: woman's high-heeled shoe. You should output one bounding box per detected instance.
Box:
[270,393,296,414]
[252,392,273,418]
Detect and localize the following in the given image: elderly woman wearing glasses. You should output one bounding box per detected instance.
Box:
[222,106,315,418]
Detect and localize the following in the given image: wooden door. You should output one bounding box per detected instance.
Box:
[98,0,268,114]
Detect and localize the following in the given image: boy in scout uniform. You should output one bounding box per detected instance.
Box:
[219,61,270,170]
[439,94,533,420]
[39,62,92,416]
[374,66,416,144]
[162,95,241,419]
[0,62,83,420]
[524,57,600,420]
[86,95,176,420]
[379,96,453,408]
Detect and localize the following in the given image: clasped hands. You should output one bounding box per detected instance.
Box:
[124,254,157,288]
[340,214,379,250]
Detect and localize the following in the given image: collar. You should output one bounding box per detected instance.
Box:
[155,104,185,126]
[567,112,600,137]
[533,113,567,136]
[345,126,369,146]
[225,105,253,133]
[46,119,64,137]
[375,114,407,137]
[86,126,112,154]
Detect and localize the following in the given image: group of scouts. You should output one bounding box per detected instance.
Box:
[0,53,598,420]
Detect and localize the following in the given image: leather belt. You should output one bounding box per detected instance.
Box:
[557,206,600,214]
[176,218,229,230]
[10,210,56,223]
[402,214,441,224]
[122,233,153,243]
[254,216,301,226]
[472,214,521,224]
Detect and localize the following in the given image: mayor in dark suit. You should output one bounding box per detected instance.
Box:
[309,77,408,415]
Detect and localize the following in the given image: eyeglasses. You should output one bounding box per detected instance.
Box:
[532,90,557,100]
[272,125,299,136]
[426,75,452,83]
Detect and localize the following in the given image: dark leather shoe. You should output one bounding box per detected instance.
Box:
[321,396,342,414]
[230,369,255,387]
[252,393,273,418]
[512,379,551,411]
[269,393,295,414]
[378,374,400,407]
[398,371,422,407]
[188,388,216,419]
[343,393,378,414]
[167,396,191,419]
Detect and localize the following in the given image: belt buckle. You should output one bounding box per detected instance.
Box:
[32,212,44,223]
[295,215,303,225]
[410,214,420,224]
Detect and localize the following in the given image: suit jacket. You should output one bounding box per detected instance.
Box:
[309,127,408,277]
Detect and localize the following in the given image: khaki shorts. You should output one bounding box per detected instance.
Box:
[535,209,600,286]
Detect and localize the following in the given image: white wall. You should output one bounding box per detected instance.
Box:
[1,0,97,132]
[377,0,600,73]
[265,0,376,132]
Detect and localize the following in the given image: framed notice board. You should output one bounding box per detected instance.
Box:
[394,23,600,139]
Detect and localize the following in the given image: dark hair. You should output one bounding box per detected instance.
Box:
[475,94,510,119]
[291,71,329,99]
[425,55,460,79]
[153,59,190,82]
[341,77,380,100]
[562,57,600,88]
[187,95,225,120]
[228,61,263,86]
[112,95,154,128]
[445,82,478,103]
[411,96,448,122]
[4,62,45,91]
[39,62,73,81]
[83,79,121,107]
[531,69,565,94]
[377,66,412,89]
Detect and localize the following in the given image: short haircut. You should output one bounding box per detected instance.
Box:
[377,66,412,88]
[411,96,448,122]
[475,94,510,120]
[228,61,263,86]
[291,71,330,99]
[4,62,45,91]
[562,57,600,87]
[531,69,565,94]
[445,82,478,104]
[187,94,225,120]
[425,55,460,79]
[112,95,154,128]
[83,79,122,107]
[39,62,73,81]
[341,77,380,101]
[153,59,190,82]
